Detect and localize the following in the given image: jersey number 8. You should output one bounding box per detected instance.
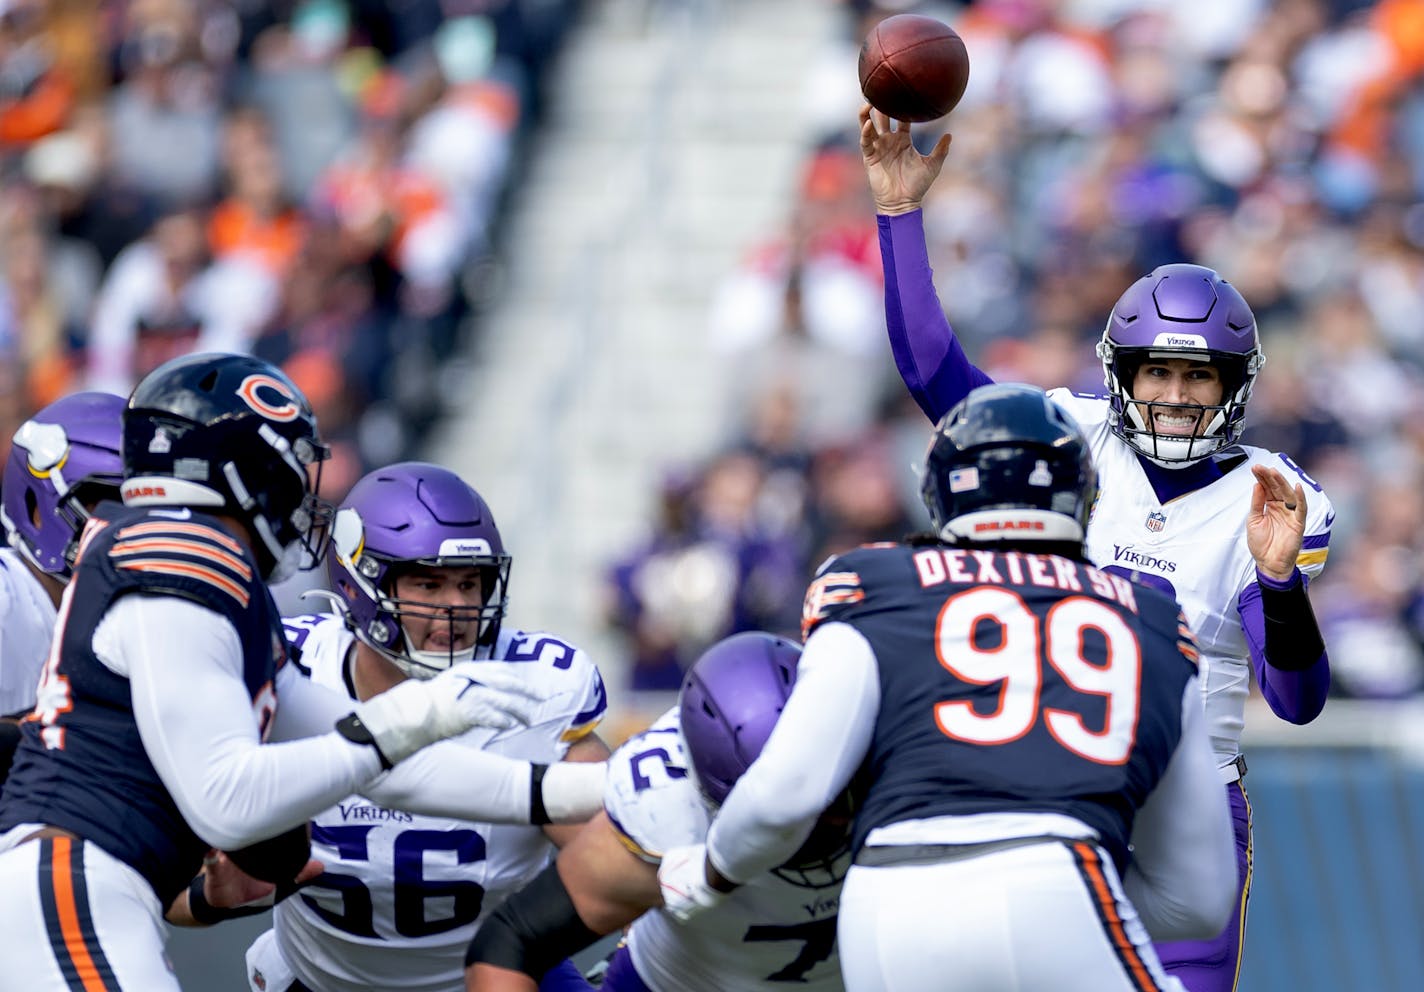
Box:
[934,588,1141,766]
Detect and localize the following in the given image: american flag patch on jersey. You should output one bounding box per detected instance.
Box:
[801,571,864,639]
[110,521,254,607]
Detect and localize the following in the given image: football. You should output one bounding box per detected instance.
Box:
[858,14,970,123]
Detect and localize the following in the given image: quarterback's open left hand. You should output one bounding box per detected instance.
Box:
[1247,464,1306,581]
[657,844,728,923]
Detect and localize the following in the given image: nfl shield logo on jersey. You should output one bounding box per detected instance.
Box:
[1145,510,1166,532]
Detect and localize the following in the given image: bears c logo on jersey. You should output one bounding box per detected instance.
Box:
[237,374,301,422]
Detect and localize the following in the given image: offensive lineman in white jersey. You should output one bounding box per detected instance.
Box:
[0,392,123,736]
[466,632,850,992]
[245,462,610,992]
[862,107,1332,991]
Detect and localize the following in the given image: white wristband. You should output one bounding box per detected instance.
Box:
[539,762,608,824]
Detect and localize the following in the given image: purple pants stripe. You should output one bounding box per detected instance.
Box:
[1155,780,1252,992]
[599,943,654,992]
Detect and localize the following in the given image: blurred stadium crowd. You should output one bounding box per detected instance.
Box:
[4,0,1423,711]
[604,0,1424,707]
[0,0,578,497]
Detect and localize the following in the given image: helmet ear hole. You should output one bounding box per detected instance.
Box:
[1115,356,1145,397]
[25,488,40,529]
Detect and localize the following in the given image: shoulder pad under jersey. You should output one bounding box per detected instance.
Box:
[496,628,609,744]
[603,709,709,863]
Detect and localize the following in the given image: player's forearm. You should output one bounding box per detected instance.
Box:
[465,963,539,991]
[1239,573,1330,724]
[707,623,878,883]
[366,750,605,826]
[1124,680,1237,940]
[124,600,386,849]
[465,862,602,986]
[881,211,992,422]
[178,733,385,849]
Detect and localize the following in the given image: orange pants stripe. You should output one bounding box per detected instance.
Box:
[38,836,122,992]
[1072,841,1165,992]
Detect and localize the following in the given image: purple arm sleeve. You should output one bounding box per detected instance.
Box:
[1237,570,1330,725]
[880,211,994,423]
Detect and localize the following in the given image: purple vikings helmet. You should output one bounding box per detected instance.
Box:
[123,353,332,583]
[1096,263,1264,466]
[1,392,124,579]
[679,632,851,888]
[327,462,511,678]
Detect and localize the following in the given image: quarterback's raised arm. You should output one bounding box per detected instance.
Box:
[862,104,993,422]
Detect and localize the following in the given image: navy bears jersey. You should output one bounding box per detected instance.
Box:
[803,543,1199,869]
[0,503,286,905]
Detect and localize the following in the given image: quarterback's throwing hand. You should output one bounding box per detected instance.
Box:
[657,844,728,923]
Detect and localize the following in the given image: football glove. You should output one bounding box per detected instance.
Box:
[657,844,729,923]
[347,664,539,767]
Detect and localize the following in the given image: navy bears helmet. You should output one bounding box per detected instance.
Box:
[921,383,1097,547]
[122,352,332,582]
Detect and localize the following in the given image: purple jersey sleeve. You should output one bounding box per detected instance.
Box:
[1237,575,1330,724]
[881,211,994,422]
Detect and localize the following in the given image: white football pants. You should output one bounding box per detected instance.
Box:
[836,839,1184,992]
[0,829,179,991]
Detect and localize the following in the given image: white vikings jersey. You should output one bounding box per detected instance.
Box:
[0,548,58,715]
[260,614,607,992]
[1051,391,1334,765]
[607,709,845,991]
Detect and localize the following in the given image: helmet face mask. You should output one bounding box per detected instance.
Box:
[327,463,510,678]
[1098,264,1263,467]
[920,384,1097,547]
[1,392,125,579]
[122,353,333,583]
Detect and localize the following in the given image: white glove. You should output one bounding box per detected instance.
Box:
[657,844,730,923]
[351,665,540,766]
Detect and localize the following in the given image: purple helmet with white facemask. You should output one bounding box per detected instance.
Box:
[327,462,510,679]
[2,392,124,579]
[1096,263,1263,466]
[680,631,851,888]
